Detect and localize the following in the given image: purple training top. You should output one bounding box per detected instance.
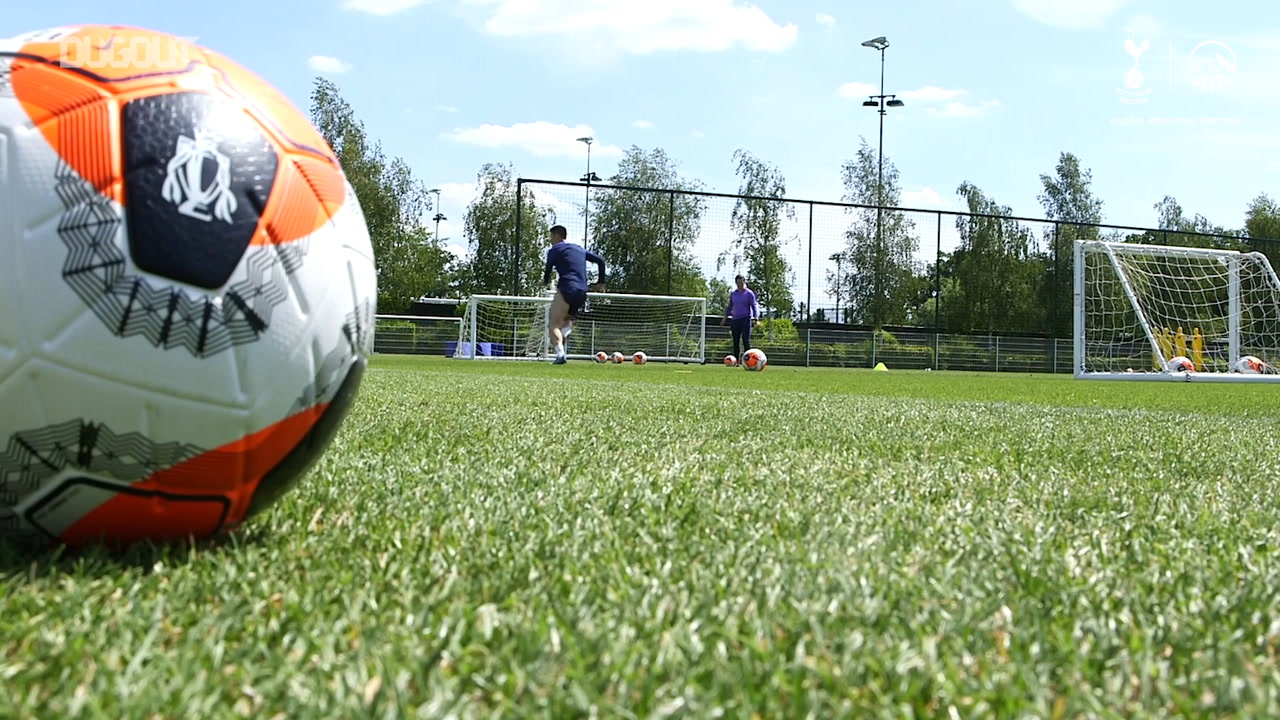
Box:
[725,288,759,320]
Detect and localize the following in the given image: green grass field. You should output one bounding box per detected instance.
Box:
[6,355,1280,719]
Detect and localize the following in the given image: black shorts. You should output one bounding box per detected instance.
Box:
[561,287,588,316]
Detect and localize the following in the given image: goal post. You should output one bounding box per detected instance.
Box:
[456,292,708,363]
[1074,239,1280,381]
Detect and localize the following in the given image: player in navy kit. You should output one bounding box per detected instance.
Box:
[542,225,607,364]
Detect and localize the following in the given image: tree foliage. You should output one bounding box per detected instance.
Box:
[947,182,1042,333]
[308,78,449,312]
[836,137,919,327]
[461,163,554,295]
[589,146,709,297]
[726,149,795,318]
[1036,152,1104,336]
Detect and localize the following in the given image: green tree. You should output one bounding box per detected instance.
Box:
[948,182,1042,333]
[836,137,919,327]
[1037,152,1104,336]
[1244,193,1280,268]
[1245,194,1280,240]
[1152,196,1241,246]
[308,78,449,312]
[461,163,554,295]
[589,146,709,297]
[707,277,731,317]
[724,149,795,318]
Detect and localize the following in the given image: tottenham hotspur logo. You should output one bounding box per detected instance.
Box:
[161,128,237,223]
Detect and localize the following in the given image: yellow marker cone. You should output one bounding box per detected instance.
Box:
[873,362,888,372]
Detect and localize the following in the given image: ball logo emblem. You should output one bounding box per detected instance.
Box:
[161,129,237,223]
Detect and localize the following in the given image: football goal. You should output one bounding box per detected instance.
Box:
[1074,240,1280,381]
[456,292,708,363]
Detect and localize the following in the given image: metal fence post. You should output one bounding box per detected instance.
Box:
[805,327,811,367]
[934,211,943,332]
[666,190,675,295]
[806,202,814,323]
[514,179,524,296]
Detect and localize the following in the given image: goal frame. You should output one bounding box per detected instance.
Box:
[1073,239,1280,382]
[457,292,708,363]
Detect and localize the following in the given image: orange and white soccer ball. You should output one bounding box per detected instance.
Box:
[724,355,737,367]
[0,27,376,546]
[1235,355,1267,374]
[1166,355,1195,373]
[742,348,767,371]
[594,351,608,363]
[610,352,625,364]
[632,351,648,365]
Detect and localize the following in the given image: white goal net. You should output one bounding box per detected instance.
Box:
[457,292,707,363]
[1075,240,1280,381]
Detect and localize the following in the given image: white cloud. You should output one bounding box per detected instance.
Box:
[691,129,707,139]
[632,119,653,129]
[837,81,878,99]
[442,122,624,158]
[900,85,968,102]
[815,13,835,26]
[473,0,798,54]
[343,0,433,15]
[443,242,469,262]
[1012,0,1137,30]
[1268,161,1279,171]
[307,55,352,74]
[928,100,1002,118]
[901,186,954,211]
[435,104,459,113]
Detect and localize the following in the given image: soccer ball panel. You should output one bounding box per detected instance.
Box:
[742,348,767,371]
[1235,355,1265,374]
[0,27,376,546]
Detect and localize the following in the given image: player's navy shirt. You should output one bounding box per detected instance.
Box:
[543,241,606,294]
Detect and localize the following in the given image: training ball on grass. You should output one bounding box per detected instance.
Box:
[632,351,648,365]
[610,352,625,364]
[594,351,608,363]
[724,355,737,367]
[0,26,377,547]
[742,348,768,372]
[1166,355,1195,373]
[1235,355,1266,374]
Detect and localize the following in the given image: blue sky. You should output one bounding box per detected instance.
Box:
[7,0,1278,307]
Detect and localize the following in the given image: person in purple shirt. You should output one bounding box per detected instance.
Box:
[542,225,606,364]
[721,274,759,362]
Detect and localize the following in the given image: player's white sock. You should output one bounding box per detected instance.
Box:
[555,345,566,359]
[561,325,572,339]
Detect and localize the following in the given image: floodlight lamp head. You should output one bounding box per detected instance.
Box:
[887,98,905,107]
[862,99,878,107]
[577,136,593,145]
[861,36,888,50]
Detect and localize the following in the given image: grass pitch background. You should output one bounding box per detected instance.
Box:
[5,356,1280,718]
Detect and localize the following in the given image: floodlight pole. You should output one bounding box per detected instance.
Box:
[577,136,600,253]
[430,187,445,240]
[861,36,903,329]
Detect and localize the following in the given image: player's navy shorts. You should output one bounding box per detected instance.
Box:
[561,286,588,316]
